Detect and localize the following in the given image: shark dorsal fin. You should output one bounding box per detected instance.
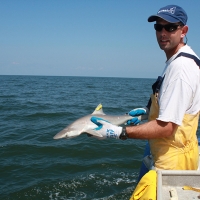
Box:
[91,104,105,115]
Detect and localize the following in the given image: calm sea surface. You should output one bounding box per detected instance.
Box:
[1,75,199,200]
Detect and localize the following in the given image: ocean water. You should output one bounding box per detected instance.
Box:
[0,75,199,200]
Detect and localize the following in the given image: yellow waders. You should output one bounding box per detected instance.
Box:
[148,93,199,170]
[130,170,157,200]
[130,93,199,200]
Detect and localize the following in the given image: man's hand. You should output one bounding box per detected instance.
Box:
[86,117,122,139]
[127,108,148,125]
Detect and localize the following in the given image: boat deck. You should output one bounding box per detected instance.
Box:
[157,146,200,200]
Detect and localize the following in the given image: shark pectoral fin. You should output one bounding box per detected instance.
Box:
[82,124,103,138]
[83,129,103,138]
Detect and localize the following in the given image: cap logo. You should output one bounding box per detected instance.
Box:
[158,7,176,15]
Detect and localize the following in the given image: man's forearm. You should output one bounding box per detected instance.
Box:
[126,119,178,139]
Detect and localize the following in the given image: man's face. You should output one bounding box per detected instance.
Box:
[155,18,185,58]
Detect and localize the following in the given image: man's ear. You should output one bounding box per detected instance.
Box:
[181,25,188,38]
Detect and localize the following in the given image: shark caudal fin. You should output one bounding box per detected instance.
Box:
[91,104,105,115]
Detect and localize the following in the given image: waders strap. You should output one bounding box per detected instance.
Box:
[175,52,200,68]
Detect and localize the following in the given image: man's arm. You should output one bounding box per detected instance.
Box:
[126,119,178,139]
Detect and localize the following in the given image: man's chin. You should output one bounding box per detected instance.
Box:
[159,44,169,51]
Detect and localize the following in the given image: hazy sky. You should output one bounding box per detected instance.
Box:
[1,0,200,78]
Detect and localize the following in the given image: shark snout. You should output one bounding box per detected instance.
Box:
[53,133,66,139]
[53,127,82,139]
[53,128,69,139]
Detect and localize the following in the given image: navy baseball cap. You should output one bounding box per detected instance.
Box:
[148,5,187,25]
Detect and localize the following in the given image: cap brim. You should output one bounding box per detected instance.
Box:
[148,15,160,22]
[148,14,180,23]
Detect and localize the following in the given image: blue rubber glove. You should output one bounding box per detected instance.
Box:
[86,117,122,139]
[127,108,147,125]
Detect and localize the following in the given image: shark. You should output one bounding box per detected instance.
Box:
[53,104,147,139]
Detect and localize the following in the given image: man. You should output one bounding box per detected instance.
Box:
[87,5,200,170]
